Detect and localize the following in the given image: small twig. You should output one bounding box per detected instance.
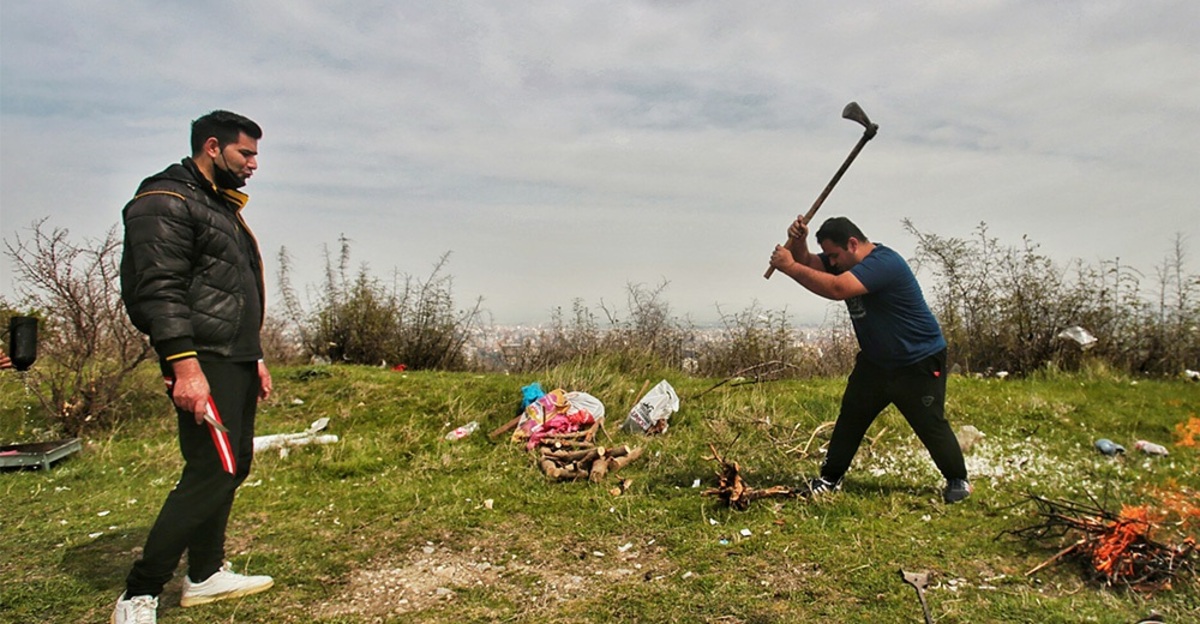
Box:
[785,421,836,457]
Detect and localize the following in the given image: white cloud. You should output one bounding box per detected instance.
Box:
[2,0,1197,325]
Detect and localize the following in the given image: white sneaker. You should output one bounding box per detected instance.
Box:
[180,562,274,607]
[112,593,157,624]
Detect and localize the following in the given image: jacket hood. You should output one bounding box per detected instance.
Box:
[137,159,211,195]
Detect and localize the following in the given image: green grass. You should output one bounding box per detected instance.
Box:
[1,364,1198,623]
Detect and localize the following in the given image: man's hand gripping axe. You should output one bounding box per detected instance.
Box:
[764,102,879,279]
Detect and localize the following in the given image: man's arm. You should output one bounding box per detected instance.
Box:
[769,247,868,301]
[170,357,211,424]
[783,216,825,272]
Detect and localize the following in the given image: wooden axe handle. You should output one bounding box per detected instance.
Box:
[764,124,878,279]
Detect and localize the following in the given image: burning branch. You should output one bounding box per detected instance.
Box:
[1005,493,1197,592]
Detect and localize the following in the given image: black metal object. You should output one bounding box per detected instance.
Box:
[7,316,38,371]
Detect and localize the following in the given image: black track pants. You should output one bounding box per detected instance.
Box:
[820,349,967,483]
[125,360,258,597]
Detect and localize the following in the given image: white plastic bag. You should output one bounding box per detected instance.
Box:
[622,380,679,434]
[1056,326,1097,350]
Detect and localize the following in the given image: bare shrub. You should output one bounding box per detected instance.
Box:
[906,220,1199,376]
[4,220,154,434]
[277,237,482,369]
[506,282,695,374]
[260,313,306,364]
[695,303,802,377]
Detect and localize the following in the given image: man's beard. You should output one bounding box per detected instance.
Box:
[213,154,247,189]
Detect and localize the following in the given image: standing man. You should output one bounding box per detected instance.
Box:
[770,216,971,504]
[115,110,274,623]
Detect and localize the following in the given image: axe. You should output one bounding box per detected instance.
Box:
[764,101,878,279]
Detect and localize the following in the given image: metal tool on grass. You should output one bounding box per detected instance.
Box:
[899,569,933,624]
[764,101,879,279]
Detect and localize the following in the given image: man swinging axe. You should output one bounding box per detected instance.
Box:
[767,102,971,504]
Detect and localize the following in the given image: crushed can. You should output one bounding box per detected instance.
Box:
[1094,438,1125,456]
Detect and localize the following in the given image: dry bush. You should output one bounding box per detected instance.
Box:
[906,220,1199,376]
[276,238,482,369]
[4,220,154,434]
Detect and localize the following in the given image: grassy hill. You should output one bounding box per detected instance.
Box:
[1,363,1197,623]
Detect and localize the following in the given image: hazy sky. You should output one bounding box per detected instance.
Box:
[2,1,1197,326]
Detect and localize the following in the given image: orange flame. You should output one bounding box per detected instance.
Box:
[1176,415,1200,447]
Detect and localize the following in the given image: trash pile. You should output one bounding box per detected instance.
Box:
[1007,493,1198,592]
[501,381,677,483]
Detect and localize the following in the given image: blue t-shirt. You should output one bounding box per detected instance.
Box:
[834,244,945,369]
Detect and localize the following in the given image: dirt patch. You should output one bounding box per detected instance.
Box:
[316,538,664,620]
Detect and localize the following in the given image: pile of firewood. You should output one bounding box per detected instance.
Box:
[1007,493,1197,591]
[534,428,643,483]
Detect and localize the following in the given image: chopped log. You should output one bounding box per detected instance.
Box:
[606,445,631,459]
[540,458,589,480]
[607,446,643,471]
[589,453,609,483]
[540,447,601,462]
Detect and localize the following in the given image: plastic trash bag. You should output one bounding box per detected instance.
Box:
[622,380,679,434]
[1056,326,1097,350]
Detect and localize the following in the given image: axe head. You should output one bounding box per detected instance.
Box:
[843,102,879,139]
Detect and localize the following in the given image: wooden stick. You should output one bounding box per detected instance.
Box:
[489,415,521,440]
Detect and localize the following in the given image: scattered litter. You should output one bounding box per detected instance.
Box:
[483,499,494,510]
[445,421,479,441]
[1134,440,1169,456]
[88,532,103,539]
[618,543,633,552]
[1094,438,1125,456]
[739,528,752,537]
[1185,369,1199,382]
[291,398,305,405]
[254,417,336,453]
[682,571,694,579]
[97,510,110,517]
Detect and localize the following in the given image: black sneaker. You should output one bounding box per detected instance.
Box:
[943,478,972,504]
[797,476,842,498]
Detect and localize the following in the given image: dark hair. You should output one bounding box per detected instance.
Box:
[190,110,262,155]
[815,216,869,248]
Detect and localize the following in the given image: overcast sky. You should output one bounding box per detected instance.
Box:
[2,1,1197,327]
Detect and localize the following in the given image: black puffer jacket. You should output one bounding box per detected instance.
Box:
[120,159,265,361]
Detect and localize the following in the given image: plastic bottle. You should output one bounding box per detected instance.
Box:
[1134,440,1169,456]
[445,421,479,441]
[1094,438,1125,456]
